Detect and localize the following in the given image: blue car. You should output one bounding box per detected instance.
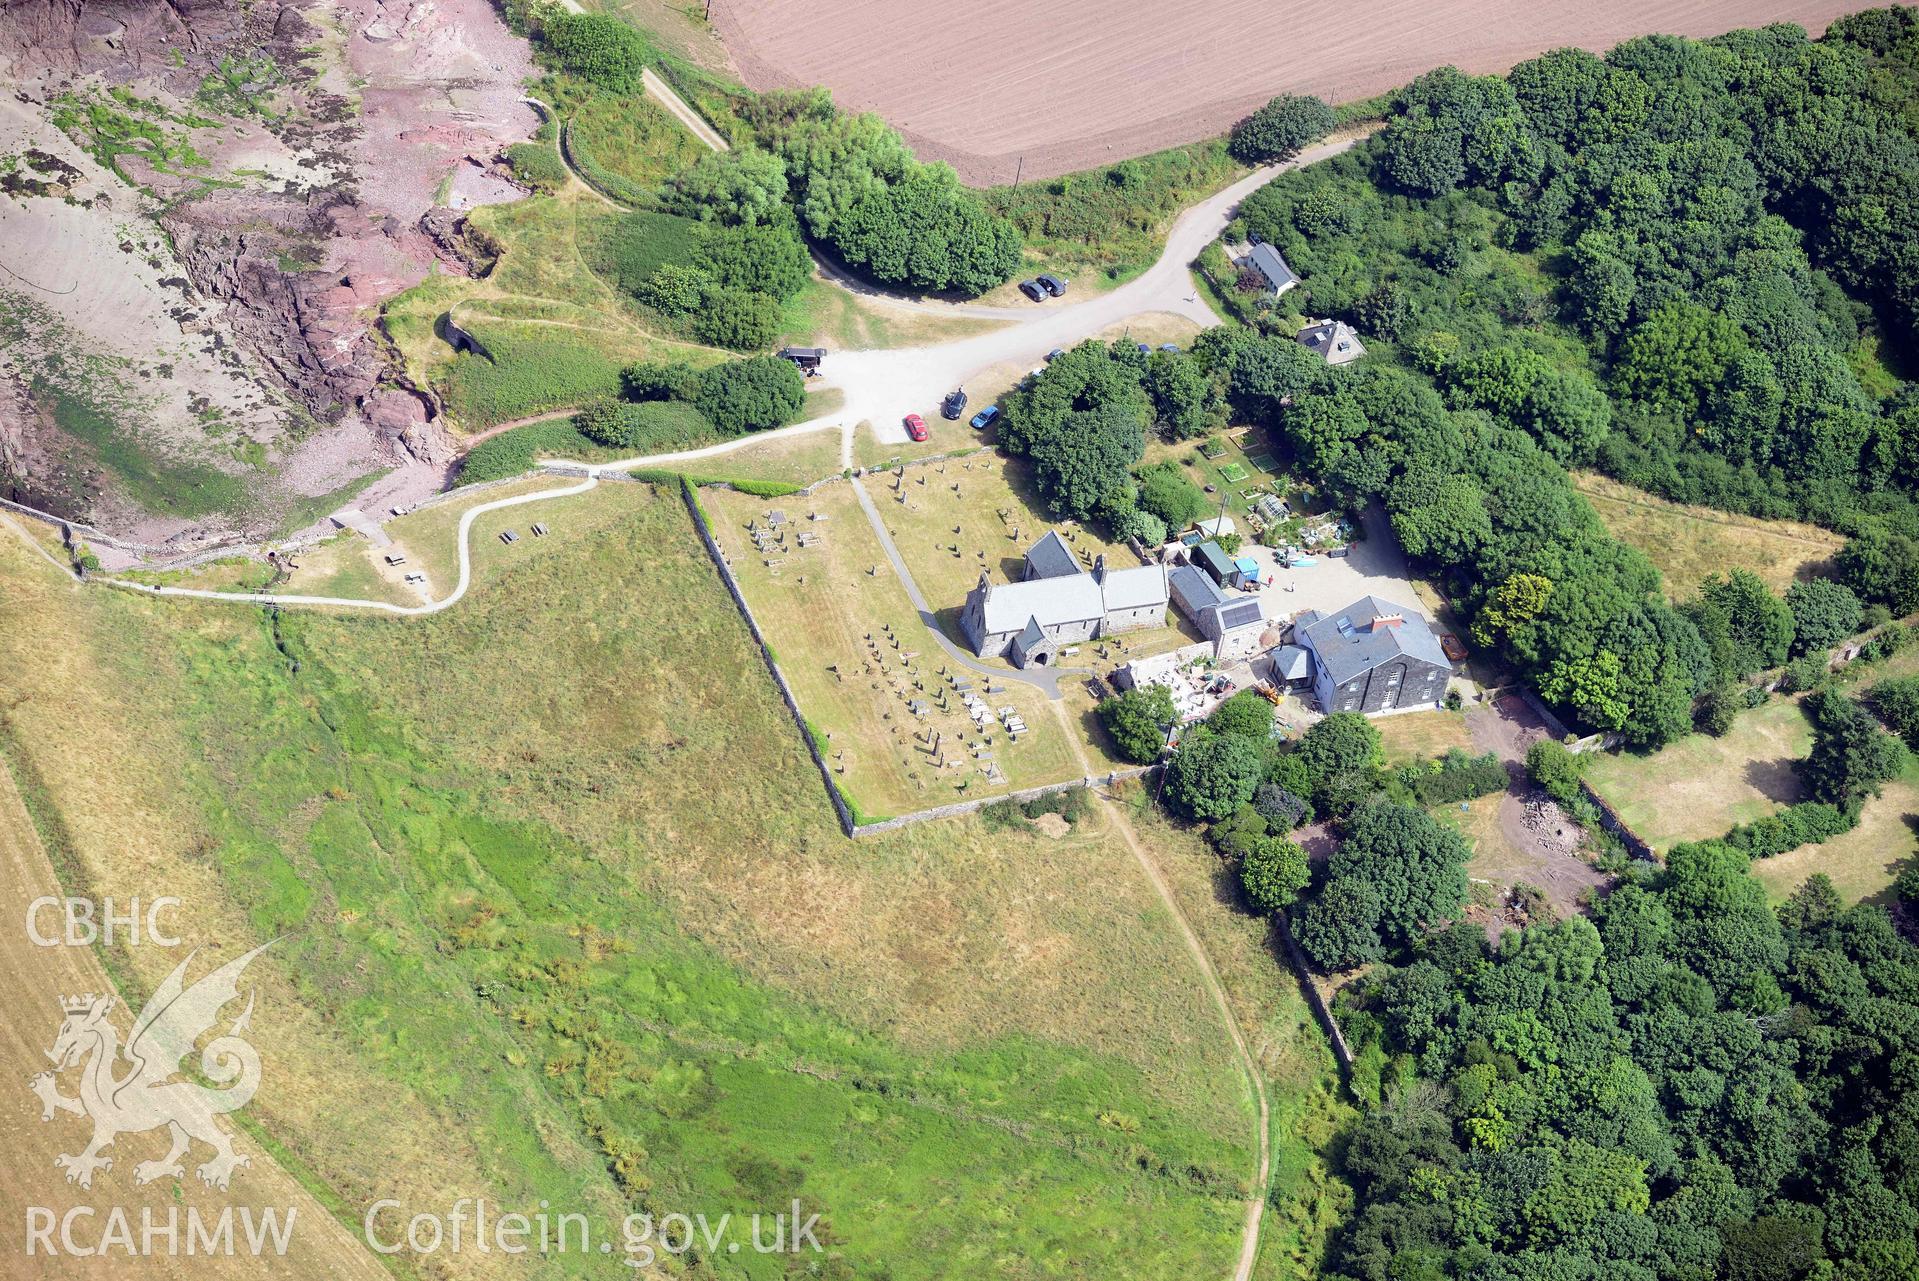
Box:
[969,405,1000,431]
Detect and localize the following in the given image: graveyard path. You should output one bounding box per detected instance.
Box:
[849,475,1062,698]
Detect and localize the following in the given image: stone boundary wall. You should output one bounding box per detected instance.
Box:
[849,767,1157,837]
[675,476,862,836]
[673,472,1156,838]
[0,495,173,555]
[1275,910,1355,1080]
[1578,780,1655,861]
[1517,684,1575,742]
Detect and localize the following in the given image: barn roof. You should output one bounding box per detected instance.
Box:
[1194,541,1236,580]
[1298,596,1451,685]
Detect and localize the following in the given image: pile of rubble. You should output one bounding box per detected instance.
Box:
[1518,795,1583,853]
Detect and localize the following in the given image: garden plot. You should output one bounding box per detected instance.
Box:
[702,481,1082,817]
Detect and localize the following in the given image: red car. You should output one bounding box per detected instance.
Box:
[904,412,928,442]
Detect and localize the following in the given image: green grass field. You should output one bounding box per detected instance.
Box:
[566,92,706,195]
[382,194,726,429]
[0,483,1325,1278]
[1583,699,1814,849]
[981,139,1245,286]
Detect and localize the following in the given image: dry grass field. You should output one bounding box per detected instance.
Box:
[0,483,1312,1277]
[1583,651,1919,906]
[1124,797,1354,1276]
[1583,699,1815,849]
[1375,709,1477,767]
[711,0,1862,184]
[1752,774,1919,906]
[1573,472,1845,598]
[0,765,392,1280]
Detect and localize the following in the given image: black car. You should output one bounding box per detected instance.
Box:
[941,388,968,420]
[1036,273,1067,297]
[1046,347,1065,362]
[1017,280,1046,302]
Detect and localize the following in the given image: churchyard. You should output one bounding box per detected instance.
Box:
[700,480,1085,819]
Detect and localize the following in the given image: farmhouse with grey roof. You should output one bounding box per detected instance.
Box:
[1245,243,1299,296]
[960,535,1169,668]
[1295,596,1452,714]
[1298,318,1366,365]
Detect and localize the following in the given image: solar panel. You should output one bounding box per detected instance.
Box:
[1219,602,1263,630]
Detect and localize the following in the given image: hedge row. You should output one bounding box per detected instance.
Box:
[1407,749,1510,807]
[627,468,802,497]
[1718,801,1858,860]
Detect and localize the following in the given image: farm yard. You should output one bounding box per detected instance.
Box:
[700,480,1085,817]
[709,0,1862,184]
[1377,705,1613,928]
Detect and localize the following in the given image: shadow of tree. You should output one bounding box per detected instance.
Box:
[1743,756,1807,805]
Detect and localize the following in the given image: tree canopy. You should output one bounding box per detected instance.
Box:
[538,13,651,93]
[693,355,806,435]
[1097,684,1174,763]
[1229,94,1336,164]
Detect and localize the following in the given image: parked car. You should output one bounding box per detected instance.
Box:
[1159,343,1180,353]
[1046,347,1065,362]
[1136,343,1152,354]
[969,404,1000,431]
[941,388,968,420]
[904,413,928,442]
[1017,280,1046,302]
[1036,273,1067,297]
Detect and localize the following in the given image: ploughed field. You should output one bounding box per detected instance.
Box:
[711,0,1863,184]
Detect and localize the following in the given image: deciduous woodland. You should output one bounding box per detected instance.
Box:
[1162,12,1919,1279]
